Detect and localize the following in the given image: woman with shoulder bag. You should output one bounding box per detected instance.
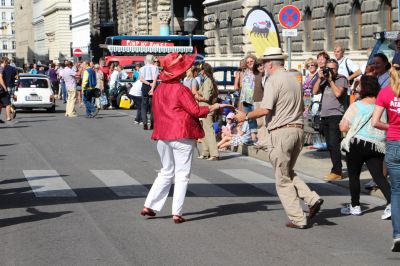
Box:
[340,75,391,218]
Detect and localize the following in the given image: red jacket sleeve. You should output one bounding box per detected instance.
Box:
[178,87,209,118]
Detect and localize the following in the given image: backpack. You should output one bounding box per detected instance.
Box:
[86,68,97,88]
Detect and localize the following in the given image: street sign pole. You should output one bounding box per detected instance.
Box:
[288,36,291,69]
[288,0,292,70]
[278,1,300,70]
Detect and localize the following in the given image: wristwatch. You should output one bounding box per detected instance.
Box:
[245,113,249,121]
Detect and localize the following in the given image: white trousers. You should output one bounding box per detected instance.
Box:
[144,139,195,216]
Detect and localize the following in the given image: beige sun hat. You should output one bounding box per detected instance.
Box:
[261,47,288,60]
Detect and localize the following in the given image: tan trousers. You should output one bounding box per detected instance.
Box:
[266,127,320,226]
[65,89,77,117]
[253,101,268,146]
[200,113,219,157]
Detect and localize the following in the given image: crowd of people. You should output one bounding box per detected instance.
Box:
[1,41,400,252]
[136,44,400,252]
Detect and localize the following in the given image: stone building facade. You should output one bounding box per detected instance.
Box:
[203,0,399,68]
[15,0,34,65]
[43,0,72,63]
[89,0,204,60]
[0,0,16,60]
[71,0,91,61]
[14,0,72,65]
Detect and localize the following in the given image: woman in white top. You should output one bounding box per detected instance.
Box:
[108,64,120,109]
[183,67,199,95]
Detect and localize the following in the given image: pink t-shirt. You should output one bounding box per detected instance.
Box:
[376,86,400,140]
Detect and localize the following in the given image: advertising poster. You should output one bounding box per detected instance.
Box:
[244,7,281,57]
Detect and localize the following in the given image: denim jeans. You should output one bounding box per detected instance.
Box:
[60,80,67,102]
[83,90,96,117]
[242,102,257,133]
[141,82,153,127]
[131,96,142,123]
[321,115,343,175]
[385,141,400,239]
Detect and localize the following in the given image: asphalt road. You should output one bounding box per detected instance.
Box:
[0,103,399,266]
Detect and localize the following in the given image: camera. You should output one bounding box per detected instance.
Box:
[322,67,331,78]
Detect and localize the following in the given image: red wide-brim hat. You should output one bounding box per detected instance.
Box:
[159,50,197,82]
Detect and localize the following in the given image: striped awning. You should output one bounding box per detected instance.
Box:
[107,45,193,54]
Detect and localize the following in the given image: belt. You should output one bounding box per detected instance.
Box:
[269,123,304,133]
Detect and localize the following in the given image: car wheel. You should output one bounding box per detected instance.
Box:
[47,106,56,113]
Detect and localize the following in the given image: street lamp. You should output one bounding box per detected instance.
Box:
[183,5,198,47]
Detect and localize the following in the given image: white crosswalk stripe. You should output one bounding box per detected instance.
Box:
[219,169,276,195]
[91,170,149,197]
[23,170,77,197]
[22,169,275,198]
[189,174,236,197]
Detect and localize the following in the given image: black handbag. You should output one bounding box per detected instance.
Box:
[312,115,323,132]
[310,86,325,133]
[0,87,8,97]
[92,88,101,98]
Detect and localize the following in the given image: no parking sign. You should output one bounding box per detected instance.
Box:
[278,5,301,29]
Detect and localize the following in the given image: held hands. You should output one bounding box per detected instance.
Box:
[208,103,235,113]
[209,103,220,113]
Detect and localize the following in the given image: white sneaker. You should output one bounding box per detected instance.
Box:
[381,204,391,220]
[392,238,400,252]
[340,204,362,215]
[133,121,139,124]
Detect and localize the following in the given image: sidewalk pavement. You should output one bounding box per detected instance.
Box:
[235,144,386,200]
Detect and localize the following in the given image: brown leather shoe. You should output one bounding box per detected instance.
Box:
[324,173,343,181]
[286,221,307,229]
[309,199,324,220]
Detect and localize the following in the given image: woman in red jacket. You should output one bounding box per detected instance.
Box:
[140,52,223,223]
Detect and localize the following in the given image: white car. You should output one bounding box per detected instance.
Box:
[12,74,56,112]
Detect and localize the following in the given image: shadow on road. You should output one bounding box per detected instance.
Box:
[0,207,72,228]
[147,200,281,223]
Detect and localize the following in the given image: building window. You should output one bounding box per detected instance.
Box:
[1,12,5,20]
[380,0,392,31]
[1,0,5,6]
[325,4,336,51]
[11,12,14,21]
[303,7,313,52]
[11,0,14,6]
[227,16,233,55]
[3,41,7,50]
[350,1,362,50]
[12,41,15,49]
[215,19,221,56]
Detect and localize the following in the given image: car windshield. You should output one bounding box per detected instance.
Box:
[368,39,396,64]
[19,78,49,88]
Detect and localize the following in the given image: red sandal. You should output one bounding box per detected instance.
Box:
[172,215,186,224]
[140,207,156,217]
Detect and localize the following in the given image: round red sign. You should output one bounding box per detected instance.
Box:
[73,48,83,57]
[278,5,301,29]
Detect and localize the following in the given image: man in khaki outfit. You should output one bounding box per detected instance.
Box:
[235,47,324,229]
[196,63,219,160]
